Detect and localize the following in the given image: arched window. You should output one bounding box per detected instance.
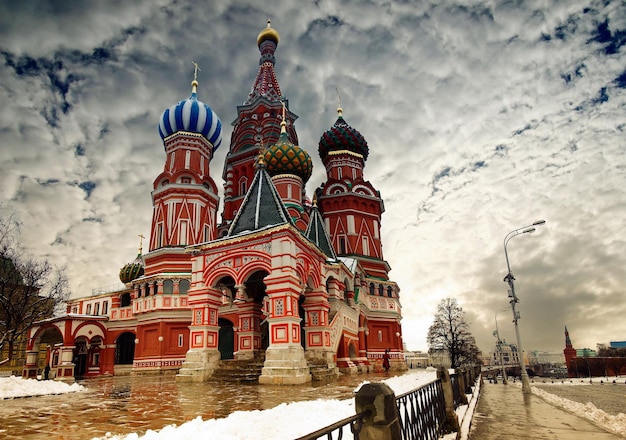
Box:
[163,279,173,294]
[179,279,190,294]
[387,286,393,298]
[369,283,375,296]
[239,177,248,196]
[378,284,384,296]
[121,293,131,307]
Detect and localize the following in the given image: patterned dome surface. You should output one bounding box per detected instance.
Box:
[264,131,313,183]
[158,87,223,151]
[119,255,144,284]
[319,114,369,161]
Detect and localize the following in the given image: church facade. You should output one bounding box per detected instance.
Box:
[23,22,405,384]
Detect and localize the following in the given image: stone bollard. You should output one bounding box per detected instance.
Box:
[437,366,461,434]
[355,382,402,440]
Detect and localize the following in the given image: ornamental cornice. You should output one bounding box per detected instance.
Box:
[326,150,364,159]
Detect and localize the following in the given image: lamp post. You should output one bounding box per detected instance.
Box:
[503,220,545,395]
[493,307,510,384]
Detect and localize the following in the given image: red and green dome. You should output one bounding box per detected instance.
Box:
[264,131,313,183]
[319,109,369,161]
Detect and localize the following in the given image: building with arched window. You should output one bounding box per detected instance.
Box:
[23,22,405,384]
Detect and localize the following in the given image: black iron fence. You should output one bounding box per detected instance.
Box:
[396,379,447,440]
[294,411,370,440]
[295,365,481,440]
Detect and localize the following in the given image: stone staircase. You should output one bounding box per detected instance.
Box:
[308,358,339,382]
[210,355,339,383]
[210,357,266,383]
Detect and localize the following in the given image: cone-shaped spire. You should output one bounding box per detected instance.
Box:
[227,167,293,236]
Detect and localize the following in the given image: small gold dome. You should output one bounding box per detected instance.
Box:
[257,19,280,47]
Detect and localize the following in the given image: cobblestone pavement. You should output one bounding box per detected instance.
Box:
[469,382,623,439]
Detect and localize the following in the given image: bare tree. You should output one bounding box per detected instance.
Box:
[427,297,480,368]
[0,210,70,365]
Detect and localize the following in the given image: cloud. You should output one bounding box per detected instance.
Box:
[1,0,625,357]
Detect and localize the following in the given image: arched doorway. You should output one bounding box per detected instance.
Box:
[73,336,89,378]
[115,332,136,365]
[218,318,234,360]
[37,326,63,378]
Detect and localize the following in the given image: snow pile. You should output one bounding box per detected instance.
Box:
[531,385,626,438]
[96,370,438,440]
[0,375,85,399]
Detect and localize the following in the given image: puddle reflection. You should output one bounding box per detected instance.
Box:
[0,371,399,440]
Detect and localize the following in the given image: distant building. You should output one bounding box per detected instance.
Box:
[404,351,431,368]
[490,339,521,367]
[564,326,626,377]
[528,351,565,366]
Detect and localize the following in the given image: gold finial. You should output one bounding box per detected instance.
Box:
[138,233,145,255]
[336,88,343,117]
[191,61,201,93]
[257,19,280,46]
[256,138,267,169]
[280,98,287,133]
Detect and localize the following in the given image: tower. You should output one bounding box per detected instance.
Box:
[563,325,577,378]
[147,72,222,276]
[130,69,223,374]
[316,106,388,280]
[263,103,313,231]
[219,20,299,235]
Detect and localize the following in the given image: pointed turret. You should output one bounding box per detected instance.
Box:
[220,21,300,235]
[227,157,293,236]
[305,199,337,260]
[564,325,577,378]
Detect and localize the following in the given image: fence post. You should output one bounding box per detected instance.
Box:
[455,368,469,405]
[437,366,460,433]
[354,382,402,440]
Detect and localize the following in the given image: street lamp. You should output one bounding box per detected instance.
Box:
[503,220,545,394]
[493,307,510,384]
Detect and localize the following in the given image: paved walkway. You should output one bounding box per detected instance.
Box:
[468,381,624,439]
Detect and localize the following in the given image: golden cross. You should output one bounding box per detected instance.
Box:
[192,61,201,81]
[336,88,341,108]
[138,234,145,254]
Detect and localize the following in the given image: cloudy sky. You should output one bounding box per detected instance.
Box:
[1,0,625,355]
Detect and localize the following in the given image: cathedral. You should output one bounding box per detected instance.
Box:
[23,22,405,384]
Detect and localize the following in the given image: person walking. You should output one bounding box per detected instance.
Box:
[382,349,391,372]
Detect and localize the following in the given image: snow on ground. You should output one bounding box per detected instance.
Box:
[93,370,439,440]
[530,384,626,438]
[0,375,85,399]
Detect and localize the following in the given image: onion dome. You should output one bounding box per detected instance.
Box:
[319,107,369,161]
[264,120,313,183]
[119,253,144,284]
[158,80,223,151]
[257,19,280,46]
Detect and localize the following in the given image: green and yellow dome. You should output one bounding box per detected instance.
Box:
[264,129,313,183]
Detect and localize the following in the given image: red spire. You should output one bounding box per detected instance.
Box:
[245,20,283,104]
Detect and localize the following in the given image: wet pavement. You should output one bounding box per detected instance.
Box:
[469,381,623,439]
[0,371,396,440]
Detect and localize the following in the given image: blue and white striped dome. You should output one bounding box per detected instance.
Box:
[158,84,222,151]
